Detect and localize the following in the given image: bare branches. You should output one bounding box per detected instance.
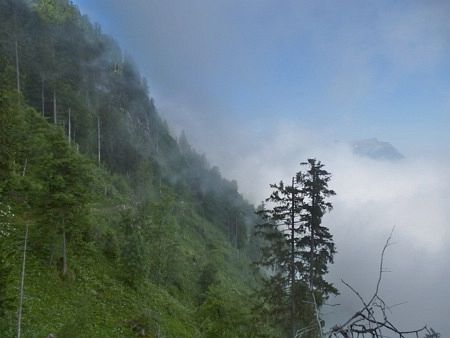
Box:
[372,227,395,303]
[327,228,430,338]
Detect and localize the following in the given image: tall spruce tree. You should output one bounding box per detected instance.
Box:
[254,159,337,338]
[255,178,305,337]
[298,159,337,300]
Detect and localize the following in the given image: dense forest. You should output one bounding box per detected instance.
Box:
[0,1,439,337]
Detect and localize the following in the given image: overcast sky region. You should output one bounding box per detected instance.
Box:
[74,0,450,334]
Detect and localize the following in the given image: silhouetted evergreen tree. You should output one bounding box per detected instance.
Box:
[298,159,337,302]
[254,159,337,337]
[255,178,305,337]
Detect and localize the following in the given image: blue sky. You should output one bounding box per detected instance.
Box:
[73,0,450,158]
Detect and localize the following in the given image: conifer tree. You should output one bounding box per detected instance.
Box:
[298,159,337,301]
[254,159,337,337]
[255,178,305,337]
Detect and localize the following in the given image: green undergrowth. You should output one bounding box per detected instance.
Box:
[1,150,257,337]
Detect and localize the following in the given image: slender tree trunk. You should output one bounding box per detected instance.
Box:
[235,215,238,248]
[15,40,20,95]
[157,217,163,284]
[17,224,28,338]
[290,177,296,338]
[97,116,101,165]
[235,215,240,261]
[68,107,71,144]
[310,171,321,336]
[310,224,314,290]
[310,171,317,290]
[62,222,67,276]
[53,89,57,124]
[41,77,45,116]
[311,290,323,336]
[21,158,27,177]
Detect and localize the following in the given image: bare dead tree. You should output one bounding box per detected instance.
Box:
[68,107,71,144]
[17,162,29,338]
[327,228,432,338]
[15,40,20,96]
[17,224,28,338]
[97,115,101,165]
[53,89,57,124]
[62,219,67,277]
[41,76,45,116]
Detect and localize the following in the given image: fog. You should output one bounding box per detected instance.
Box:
[214,122,450,332]
[73,0,450,334]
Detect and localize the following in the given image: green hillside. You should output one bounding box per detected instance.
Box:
[0,0,271,337]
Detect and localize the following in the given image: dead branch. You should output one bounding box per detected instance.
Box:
[327,228,432,338]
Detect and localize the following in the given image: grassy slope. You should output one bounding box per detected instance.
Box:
[1,149,256,337]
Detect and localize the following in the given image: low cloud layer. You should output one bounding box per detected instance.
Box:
[324,149,450,332]
[212,123,450,333]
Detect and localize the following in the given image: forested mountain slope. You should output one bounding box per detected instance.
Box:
[0,0,268,336]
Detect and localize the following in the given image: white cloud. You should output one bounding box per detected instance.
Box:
[208,120,450,333]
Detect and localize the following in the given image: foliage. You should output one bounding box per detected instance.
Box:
[0,238,13,320]
[0,0,268,336]
[197,262,218,304]
[254,159,337,337]
[298,158,337,300]
[197,281,252,338]
[118,210,147,288]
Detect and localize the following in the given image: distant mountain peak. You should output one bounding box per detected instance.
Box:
[352,138,404,161]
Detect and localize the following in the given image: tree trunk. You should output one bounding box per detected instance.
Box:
[97,116,101,165]
[41,77,45,116]
[68,107,71,144]
[17,224,28,338]
[21,158,27,177]
[310,170,317,290]
[290,177,296,338]
[157,217,163,284]
[235,216,240,261]
[15,40,20,95]
[62,225,68,276]
[235,215,238,248]
[310,170,321,336]
[53,89,57,124]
